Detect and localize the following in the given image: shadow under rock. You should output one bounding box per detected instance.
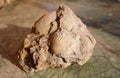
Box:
[0,24,31,70]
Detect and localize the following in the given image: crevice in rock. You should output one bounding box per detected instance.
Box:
[48,22,54,34]
[24,48,36,69]
[47,6,65,56]
[61,57,67,63]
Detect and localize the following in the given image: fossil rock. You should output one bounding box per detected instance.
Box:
[18,5,96,72]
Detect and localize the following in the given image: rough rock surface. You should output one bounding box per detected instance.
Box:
[0,0,13,8]
[18,5,96,72]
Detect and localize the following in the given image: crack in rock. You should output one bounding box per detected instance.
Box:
[18,4,96,72]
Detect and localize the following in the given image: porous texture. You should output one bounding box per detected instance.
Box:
[18,5,96,72]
